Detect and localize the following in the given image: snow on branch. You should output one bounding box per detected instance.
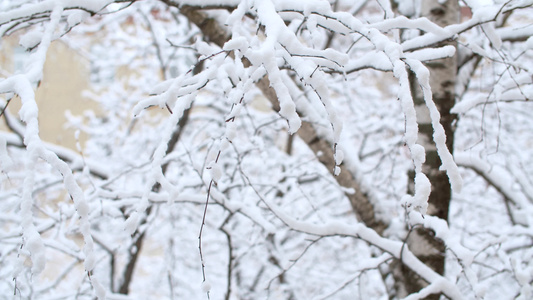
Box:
[258,186,464,300]
[0,0,122,36]
[0,3,105,297]
[455,153,532,216]
[170,0,468,228]
[405,58,462,193]
[0,0,531,298]
[370,15,451,36]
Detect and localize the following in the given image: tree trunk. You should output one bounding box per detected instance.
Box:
[393,0,460,298]
[178,3,458,298]
[177,4,386,234]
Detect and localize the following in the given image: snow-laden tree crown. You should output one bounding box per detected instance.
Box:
[1,0,532,299]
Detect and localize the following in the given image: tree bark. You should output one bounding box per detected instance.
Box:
[393,1,460,298]
[177,4,386,234]
[177,3,465,298]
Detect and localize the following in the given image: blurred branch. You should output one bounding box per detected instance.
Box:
[219,213,234,300]
[455,153,522,225]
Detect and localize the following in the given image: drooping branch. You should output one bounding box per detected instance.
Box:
[257,78,386,233]
[176,3,385,234]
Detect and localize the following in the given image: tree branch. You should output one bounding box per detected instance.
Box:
[176,3,385,234]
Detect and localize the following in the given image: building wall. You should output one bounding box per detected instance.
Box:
[1,35,96,150]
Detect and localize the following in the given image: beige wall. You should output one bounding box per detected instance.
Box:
[1,35,96,150]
